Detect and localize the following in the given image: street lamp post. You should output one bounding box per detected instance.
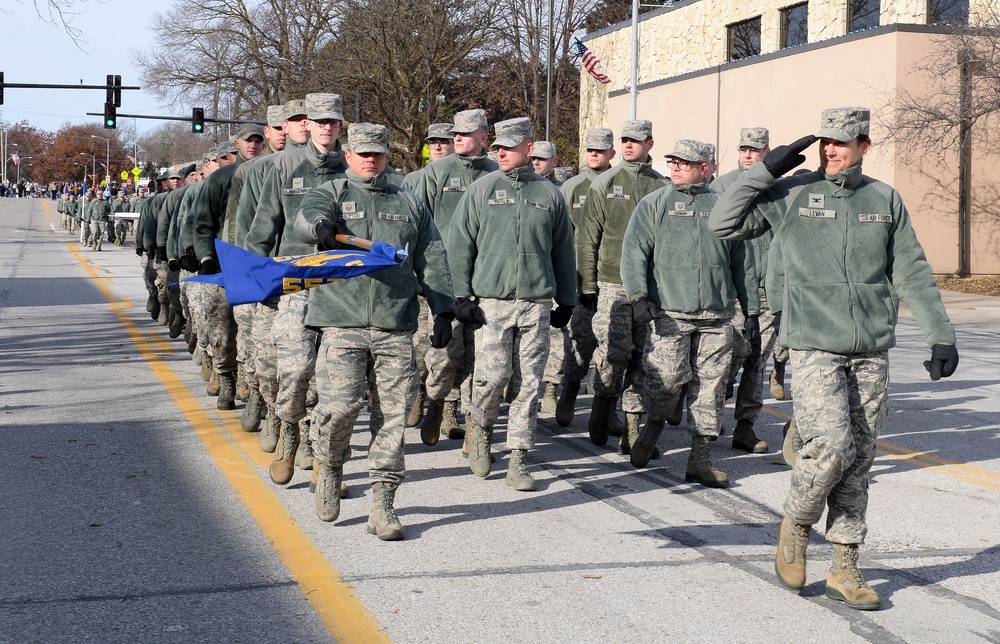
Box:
[73,162,88,184]
[16,157,32,184]
[80,153,97,190]
[91,134,111,187]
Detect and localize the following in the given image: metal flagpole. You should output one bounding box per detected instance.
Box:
[545,0,554,140]
[630,0,639,119]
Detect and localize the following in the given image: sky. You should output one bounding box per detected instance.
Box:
[0,0,169,136]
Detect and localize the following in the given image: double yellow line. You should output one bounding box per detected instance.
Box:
[68,243,389,643]
[761,406,1000,493]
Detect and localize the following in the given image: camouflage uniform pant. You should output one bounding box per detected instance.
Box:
[409,297,431,401]
[89,221,105,248]
[313,328,414,485]
[592,281,646,413]
[166,264,182,318]
[642,315,733,437]
[424,315,475,404]
[273,290,318,424]
[773,342,789,363]
[784,349,889,544]
[203,283,237,373]
[80,220,91,245]
[153,260,169,310]
[471,299,552,450]
[233,302,256,385]
[543,305,597,385]
[734,300,780,424]
[186,281,211,351]
[253,303,279,405]
[179,271,194,329]
[140,255,157,305]
[68,217,77,234]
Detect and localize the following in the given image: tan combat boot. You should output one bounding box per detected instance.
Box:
[259,407,280,453]
[441,400,465,440]
[469,424,492,477]
[420,399,444,446]
[770,360,786,400]
[235,363,249,401]
[782,416,803,467]
[240,386,263,432]
[217,372,236,411]
[314,462,343,522]
[775,516,810,591]
[206,371,220,397]
[505,449,536,491]
[826,544,881,610]
[619,412,641,455]
[541,382,558,415]
[368,482,404,541]
[201,354,213,382]
[406,385,425,427]
[588,395,614,446]
[192,346,204,367]
[732,420,768,453]
[630,418,665,468]
[685,435,729,488]
[295,419,315,470]
[270,420,300,485]
[554,380,581,427]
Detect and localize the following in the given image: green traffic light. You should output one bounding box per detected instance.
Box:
[106,119,115,127]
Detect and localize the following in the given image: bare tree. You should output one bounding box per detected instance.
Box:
[137,122,215,171]
[3,0,110,45]
[133,0,341,123]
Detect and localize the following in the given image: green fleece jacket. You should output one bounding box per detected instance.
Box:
[245,140,347,259]
[193,159,246,261]
[169,182,204,260]
[709,161,955,353]
[622,181,758,318]
[294,171,455,331]
[447,163,577,306]
[409,151,498,246]
[139,193,166,249]
[88,198,113,222]
[156,184,189,249]
[578,158,666,293]
[560,165,603,233]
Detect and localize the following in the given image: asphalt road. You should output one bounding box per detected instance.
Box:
[1,196,998,643]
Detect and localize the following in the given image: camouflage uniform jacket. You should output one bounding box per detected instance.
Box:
[709,161,955,353]
[410,151,498,246]
[294,170,455,331]
[577,157,666,293]
[245,140,347,258]
[192,160,243,261]
[621,181,758,320]
[448,163,577,307]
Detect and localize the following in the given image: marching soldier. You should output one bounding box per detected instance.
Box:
[578,120,666,449]
[621,139,758,487]
[294,122,456,539]
[448,117,577,492]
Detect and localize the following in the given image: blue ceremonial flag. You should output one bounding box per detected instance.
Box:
[186,239,407,306]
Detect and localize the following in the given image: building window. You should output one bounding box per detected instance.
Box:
[848,0,880,33]
[929,0,969,24]
[781,3,809,48]
[727,16,761,62]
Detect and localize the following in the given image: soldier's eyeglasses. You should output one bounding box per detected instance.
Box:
[670,160,702,170]
[312,119,341,128]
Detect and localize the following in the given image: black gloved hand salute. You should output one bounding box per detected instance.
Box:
[763,135,818,178]
[924,344,959,381]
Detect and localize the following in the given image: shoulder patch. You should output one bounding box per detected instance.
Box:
[807,193,825,208]
[608,184,630,200]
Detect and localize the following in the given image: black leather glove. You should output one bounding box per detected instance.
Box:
[763,135,818,178]
[316,219,350,252]
[924,344,959,381]
[181,246,200,272]
[743,314,762,365]
[455,297,486,329]
[145,245,156,260]
[198,257,220,275]
[632,297,658,325]
[431,313,454,349]
[167,259,179,272]
[550,304,574,328]
[155,246,168,262]
[579,292,598,313]
[135,245,144,256]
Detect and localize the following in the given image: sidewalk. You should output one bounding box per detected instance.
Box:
[906,289,1000,333]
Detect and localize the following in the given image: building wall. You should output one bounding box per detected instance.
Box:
[583,26,1000,274]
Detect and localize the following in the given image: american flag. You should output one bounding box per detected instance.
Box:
[11,152,19,165]
[572,36,611,85]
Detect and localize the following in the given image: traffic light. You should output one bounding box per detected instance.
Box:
[106,74,114,104]
[192,107,205,133]
[113,75,122,107]
[104,102,117,129]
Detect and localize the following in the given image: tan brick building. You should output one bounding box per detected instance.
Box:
[581,0,1000,274]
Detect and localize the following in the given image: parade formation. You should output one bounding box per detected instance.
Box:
[38,98,962,616]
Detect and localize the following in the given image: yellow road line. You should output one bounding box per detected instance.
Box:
[69,246,390,642]
[759,403,1000,492]
[41,198,53,218]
